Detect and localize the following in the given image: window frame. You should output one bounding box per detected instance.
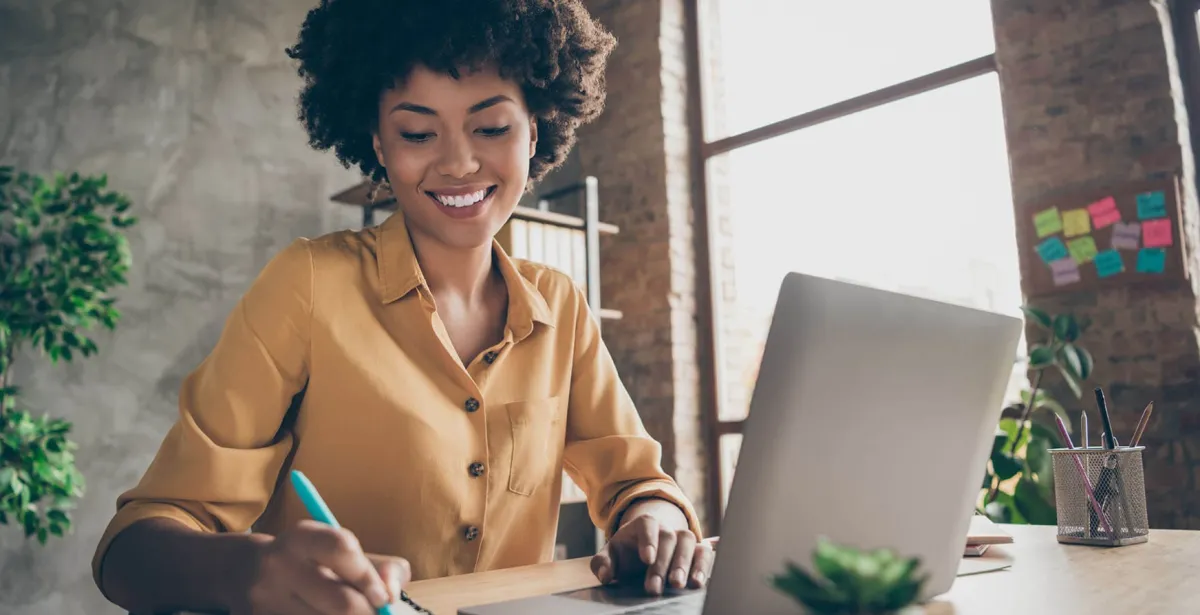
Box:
[682,0,999,534]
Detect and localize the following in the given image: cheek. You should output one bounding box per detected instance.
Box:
[384,145,432,188]
[481,135,532,184]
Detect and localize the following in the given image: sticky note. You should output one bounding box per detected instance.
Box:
[1137,248,1166,274]
[1111,221,1141,250]
[1087,196,1121,229]
[1143,218,1173,247]
[1033,207,1063,238]
[1094,249,1124,278]
[1036,237,1069,263]
[1062,208,1091,237]
[1067,236,1098,264]
[1050,257,1081,286]
[1136,191,1166,219]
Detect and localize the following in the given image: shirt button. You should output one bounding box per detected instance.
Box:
[464,397,480,413]
[468,462,485,477]
[464,526,480,541]
[483,351,498,364]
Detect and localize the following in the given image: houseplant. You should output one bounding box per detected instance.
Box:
[771,536,927,615]
[0,165,137,543]
[979,305,1093,525]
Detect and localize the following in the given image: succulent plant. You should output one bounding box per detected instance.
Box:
[770,537,928,615]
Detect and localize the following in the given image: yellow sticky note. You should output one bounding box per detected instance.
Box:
[1068,235,1098,264]
[1033,207,1063,238]
[1062,208,1091,237]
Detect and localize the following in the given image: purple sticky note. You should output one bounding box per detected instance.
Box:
[1111,222,1140,250]
[1050,257,1081,286]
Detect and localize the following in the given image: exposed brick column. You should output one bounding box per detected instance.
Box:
[577,0,711,530]
[993,0,1200,528]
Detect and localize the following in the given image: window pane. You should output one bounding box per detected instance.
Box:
[719,433,743,516]
[709,72,1027,423]
[699,0,996,140]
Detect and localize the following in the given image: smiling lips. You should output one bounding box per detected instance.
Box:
[427,186,495,208]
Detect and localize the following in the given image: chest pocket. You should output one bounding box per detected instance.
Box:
[505,397,563,496]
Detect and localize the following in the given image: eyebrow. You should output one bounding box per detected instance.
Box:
[390,95,514,116]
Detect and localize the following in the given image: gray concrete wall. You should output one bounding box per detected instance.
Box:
[0,1,362,612]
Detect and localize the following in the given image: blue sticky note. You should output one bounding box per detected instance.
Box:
[1137,191,1166,219]
[1095,249,1124,278]
[1137,247,1166,274]
[1036,237,1069,264]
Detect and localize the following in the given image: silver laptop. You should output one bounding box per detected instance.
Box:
[460,272,1023,615]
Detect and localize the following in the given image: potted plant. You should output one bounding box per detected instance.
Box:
[979,305,1093,525]
[771,536,928,614]
[0,165,137,543]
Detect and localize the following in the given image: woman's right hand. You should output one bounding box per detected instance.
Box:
[236,520,411,615]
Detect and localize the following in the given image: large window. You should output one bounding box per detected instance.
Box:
[691,1,1027,526]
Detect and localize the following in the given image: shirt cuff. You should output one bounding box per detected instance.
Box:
[91,501,213,600]
[606,479,704,541]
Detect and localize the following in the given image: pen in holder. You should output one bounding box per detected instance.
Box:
[1049,446,1149,546]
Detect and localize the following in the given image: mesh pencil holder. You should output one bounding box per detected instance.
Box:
[1049,446,1149,546]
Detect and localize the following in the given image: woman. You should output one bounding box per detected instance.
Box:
[91,1,710,614]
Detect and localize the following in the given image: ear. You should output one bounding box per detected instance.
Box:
[372,132,386,168]
[528,116,538,159]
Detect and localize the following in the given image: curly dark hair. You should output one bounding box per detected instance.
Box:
[285,0,616,185]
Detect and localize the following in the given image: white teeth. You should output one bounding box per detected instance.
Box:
[434,189,489,208]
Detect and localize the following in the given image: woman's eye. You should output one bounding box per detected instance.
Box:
[477,126,511,137]
[401,132,434,143]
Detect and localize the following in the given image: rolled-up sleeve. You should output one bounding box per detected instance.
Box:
[91,238,314,589]
[560,285,703,541]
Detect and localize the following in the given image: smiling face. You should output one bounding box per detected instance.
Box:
[372,65,538,251]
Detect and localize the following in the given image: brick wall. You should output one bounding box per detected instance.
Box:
[577,0,711,530]
[993,0,1200,528]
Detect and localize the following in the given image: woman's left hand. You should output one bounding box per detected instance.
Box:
[589,502,714,595]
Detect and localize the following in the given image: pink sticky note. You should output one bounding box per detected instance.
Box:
[1143,218,1173,248]
[1091,207,1122,229]
[1087,196,1117,216]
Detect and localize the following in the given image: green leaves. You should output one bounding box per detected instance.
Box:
[0,404,85,543]
[0,165,138,368]
[0,166,133,541]
[771,537,928,614]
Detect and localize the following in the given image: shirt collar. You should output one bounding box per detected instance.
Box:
[376,212,554,336]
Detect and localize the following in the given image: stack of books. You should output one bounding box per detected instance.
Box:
[965,515,1014,556]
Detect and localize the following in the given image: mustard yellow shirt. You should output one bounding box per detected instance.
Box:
[92,212,701,591]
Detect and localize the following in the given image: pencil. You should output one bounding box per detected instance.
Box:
[1130,402,1154,448]
[1082,411,1088,449]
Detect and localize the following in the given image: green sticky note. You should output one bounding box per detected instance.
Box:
[1137,248,1166,273]
[1136,191,1166,219]
[1036,237,1069,263]
[1067,236,1098,264]
[1033,207,1063,238]
[1095,249,1124,278]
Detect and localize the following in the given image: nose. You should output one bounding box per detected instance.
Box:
[435,131,480,179]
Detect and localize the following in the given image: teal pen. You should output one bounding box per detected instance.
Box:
[290,469,399,615]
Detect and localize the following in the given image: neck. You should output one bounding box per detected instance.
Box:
[408,231,497,302]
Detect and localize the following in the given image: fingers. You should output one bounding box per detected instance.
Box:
[644,527,679,595]
[688,541,715,588]
[636,516,660,566]
[371,554,413,603]
[284,521,391,609]
[666,531,697,590]
[590,544,616,585]
[277,553,376,615]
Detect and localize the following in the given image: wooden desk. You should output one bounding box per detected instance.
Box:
[405,525,1200,614]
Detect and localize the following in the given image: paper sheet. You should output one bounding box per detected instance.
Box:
[1136,190,1166,219]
